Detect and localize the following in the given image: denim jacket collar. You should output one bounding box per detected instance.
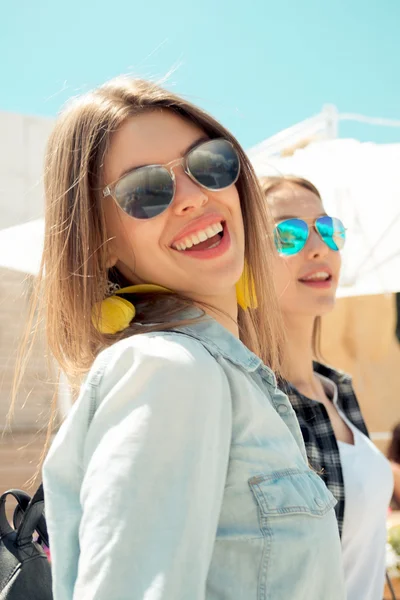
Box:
[174,315,276,386]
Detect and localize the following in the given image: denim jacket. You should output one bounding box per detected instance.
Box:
[43,317,345,600]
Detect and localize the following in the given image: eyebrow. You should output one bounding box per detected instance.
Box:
[275,213,327,222]
[116,135,209,180]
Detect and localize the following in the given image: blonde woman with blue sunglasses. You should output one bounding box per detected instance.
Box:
[262,175,393,600]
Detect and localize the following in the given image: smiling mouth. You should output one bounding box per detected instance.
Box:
[298,271,333,287]
[172,221,225,252]
[299,272,332,283]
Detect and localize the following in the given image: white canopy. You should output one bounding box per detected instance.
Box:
[248,138,400,297]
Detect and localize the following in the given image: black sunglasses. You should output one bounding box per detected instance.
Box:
[102,138,241,220]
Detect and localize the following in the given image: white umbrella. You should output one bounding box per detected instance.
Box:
[248,138,400,297]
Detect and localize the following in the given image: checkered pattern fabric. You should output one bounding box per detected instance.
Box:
[280,362,369,537]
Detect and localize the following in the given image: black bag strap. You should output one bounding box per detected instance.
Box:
[0,484,49,548]
[12,490,32,529]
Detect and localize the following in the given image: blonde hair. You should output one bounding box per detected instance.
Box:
[16,77,284,402]
[259,175,321,201]
[259,175,323,360]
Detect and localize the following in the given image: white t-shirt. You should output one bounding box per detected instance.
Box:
[318,374,393,600]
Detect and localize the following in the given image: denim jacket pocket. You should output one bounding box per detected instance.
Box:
[248,468,336,517]
[247,469,339,600]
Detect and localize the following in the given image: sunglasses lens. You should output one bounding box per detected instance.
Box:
[114,166,174,219]
[316,216,346,251]
[187,139,240,190]
[275,219,309,255]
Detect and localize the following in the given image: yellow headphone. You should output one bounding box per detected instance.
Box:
[92,270,257,335]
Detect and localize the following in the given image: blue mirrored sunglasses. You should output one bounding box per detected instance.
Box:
[274,216,346,256]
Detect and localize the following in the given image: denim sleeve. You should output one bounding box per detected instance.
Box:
[73,335,232,600]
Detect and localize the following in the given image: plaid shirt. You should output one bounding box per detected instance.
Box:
[279,362,369,537]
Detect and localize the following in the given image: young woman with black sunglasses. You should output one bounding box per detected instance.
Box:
[22,78,347,599]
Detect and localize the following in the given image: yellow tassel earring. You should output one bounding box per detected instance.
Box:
[235,265,258,310]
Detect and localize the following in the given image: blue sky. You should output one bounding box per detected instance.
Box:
[2,0,399,148]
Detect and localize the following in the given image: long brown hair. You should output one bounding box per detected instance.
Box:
[259,175,323,360]
[17,77,284,401]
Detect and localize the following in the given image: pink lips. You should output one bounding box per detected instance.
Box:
[177,223,231,260]
[298,267,333,290]
[299,279,333,289]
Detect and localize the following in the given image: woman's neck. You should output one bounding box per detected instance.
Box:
[194,290,239,338]
[281,314,317,388]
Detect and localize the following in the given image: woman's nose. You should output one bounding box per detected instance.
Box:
[171,169,208,215]
[305,228,329,260]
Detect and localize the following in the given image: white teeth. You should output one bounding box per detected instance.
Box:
[302,271,330,281]
[172,221,224,251]
[214,223,223,234]
[205,226,216,237]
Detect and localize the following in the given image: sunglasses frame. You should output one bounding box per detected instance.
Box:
[102,138,241,218]
[274,216,346,255]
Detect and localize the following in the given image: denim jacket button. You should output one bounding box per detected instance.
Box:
[315,497,325,508]
[277,404,289,414]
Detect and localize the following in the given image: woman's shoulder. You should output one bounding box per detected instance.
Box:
[69,331,231,429]
[104,329,215,360]
[314,361,370,436]
[89,330,223,387]
[313,361,352,384]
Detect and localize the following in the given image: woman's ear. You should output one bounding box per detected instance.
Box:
[105,235,118,268]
